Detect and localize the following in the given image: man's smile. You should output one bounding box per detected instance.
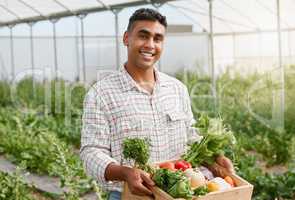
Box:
[139,50,155,59]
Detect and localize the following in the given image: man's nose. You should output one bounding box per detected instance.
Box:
[144,38,155,49]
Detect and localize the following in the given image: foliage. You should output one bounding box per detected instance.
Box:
[182,115,236,167]
[176,67,295,200]
[153,168,193,199]
[0,81,11,106]
[0,108,83,177]
[122,138,154,173]
[0,170,34,200]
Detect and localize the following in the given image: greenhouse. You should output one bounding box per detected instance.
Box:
[0,0,294,199]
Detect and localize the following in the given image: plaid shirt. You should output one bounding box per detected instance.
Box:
[80,66,200,192]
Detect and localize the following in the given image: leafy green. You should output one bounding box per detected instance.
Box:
[122,138,154,173]
[167,178,193,199]
[182,115,236,167]
[193,185,209,196]
[153,169,193,199]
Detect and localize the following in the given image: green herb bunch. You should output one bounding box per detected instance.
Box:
[122,138,154,174]
[182,115,236,167]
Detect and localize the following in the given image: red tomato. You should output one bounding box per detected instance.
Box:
[183,161,192,168]
[159,162,176,171]
[175,160,192,171]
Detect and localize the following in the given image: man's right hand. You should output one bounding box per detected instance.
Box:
[105,163,155,196]
[124,167,155,196]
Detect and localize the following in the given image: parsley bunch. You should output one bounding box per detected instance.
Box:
[122,138,154,173]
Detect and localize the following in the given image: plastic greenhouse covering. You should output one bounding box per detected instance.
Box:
[0,0,294,32]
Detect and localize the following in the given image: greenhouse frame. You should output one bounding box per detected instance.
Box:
[0,1,295,200]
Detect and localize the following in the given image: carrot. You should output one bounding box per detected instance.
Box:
[224,176,235,187]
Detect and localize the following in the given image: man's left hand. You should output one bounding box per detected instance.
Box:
[216,155,235,174]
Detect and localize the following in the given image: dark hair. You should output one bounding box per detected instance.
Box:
[127,8,167,31]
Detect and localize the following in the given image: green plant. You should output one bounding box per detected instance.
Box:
[0,169,34,200]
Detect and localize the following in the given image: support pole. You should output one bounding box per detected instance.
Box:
[75,18,80,82]
[208,0,217,114]
[112,8,122,70]
[9,25,15,80]
[51,18,59,79]
[288,30,292,64]
[276,0,284,131]
[78,14,87,82]
[28,22,35,98]
[29,22,35,78]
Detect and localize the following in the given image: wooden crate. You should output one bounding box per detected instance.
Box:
[151,173,253,200]
[122,165,253,200]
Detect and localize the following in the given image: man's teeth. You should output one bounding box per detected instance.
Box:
[140,51,153,57]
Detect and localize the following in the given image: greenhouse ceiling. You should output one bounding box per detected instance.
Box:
[0,0,176,26]
[0,0,295,33]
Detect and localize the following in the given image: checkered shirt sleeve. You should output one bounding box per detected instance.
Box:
[80,86,119,186]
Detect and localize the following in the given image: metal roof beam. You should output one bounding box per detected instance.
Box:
[0,0,176,27]
[17,0,47,20]
[53,0,76,15]
[96,0,110,10]
[0,4,21,20]
[214,27,295,36]
[166,2,208,32]
[219,0,260,29]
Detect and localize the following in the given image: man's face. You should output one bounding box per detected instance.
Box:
[123,20,165,70]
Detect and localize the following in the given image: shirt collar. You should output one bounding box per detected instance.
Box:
[119,65,169,92]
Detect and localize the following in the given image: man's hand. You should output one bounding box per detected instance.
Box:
[105,163,154,196]
[207,155,235,177]
[216,155,235,173]
[123,167,155,196]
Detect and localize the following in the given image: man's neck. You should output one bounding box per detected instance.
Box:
[125,63,156,93]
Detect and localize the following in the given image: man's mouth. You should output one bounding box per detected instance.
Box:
[139,50,155,58]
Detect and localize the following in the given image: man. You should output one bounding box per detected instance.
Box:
[80,8,234,200]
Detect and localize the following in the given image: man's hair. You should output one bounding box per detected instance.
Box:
[127,8,167,31]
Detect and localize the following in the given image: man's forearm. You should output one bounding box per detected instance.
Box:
[105,163,130,182]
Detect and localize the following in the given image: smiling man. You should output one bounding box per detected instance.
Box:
[80,8,234,200]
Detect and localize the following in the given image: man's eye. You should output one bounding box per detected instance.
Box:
[140,34,148,39]
[154,37,162,42]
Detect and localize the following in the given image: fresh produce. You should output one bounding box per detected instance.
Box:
[182,115,236,167]
[175,160,192,171]
[184,168,206,189]
[153,168,194,199]
[159,161,176,171]
[168,178,193,199]
[207,182,219,192]
[193,185,209,196]
[122,138,154,173]
[224,176,235,187]
[209,177,232,191]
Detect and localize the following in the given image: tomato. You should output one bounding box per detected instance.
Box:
[159,162,176,171]
[183,160,192,168]
[175,160,192,171]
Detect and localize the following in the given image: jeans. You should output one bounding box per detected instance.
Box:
[108,191,121,200]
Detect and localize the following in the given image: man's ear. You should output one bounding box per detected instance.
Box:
[123,31,129,46]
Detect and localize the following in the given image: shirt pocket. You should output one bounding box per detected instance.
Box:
[164,111,188,159]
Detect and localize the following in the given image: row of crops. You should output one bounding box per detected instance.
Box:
[0,66,295,199]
